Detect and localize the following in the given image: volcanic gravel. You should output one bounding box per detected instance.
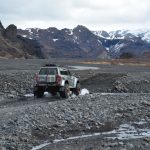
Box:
[0,71,35,99]
[0,93,150,149]
[1,70,150,100]
[0,59,150,150]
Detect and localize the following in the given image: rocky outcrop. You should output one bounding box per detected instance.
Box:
[4,24,17,40]
[0,21,44,59]
[0,21,4,35]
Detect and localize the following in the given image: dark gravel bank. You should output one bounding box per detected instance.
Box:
[0,59,150,150]
[0,93,150,149]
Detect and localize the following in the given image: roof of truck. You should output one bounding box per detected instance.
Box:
[41,64,68,70]
[43,64,60,67]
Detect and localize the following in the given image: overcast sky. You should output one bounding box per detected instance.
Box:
[1,0,150,31]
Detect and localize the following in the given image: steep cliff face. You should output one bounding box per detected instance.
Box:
[0,22,44,59]
[0,21,4,36]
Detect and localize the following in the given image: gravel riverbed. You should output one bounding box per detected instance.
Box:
[0,93,150,150]
[0,59,150,150]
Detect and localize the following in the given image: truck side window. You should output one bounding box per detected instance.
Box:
[60,71,68,75]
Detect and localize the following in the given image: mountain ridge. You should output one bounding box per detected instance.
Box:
[18,25,150,59]
[1,21,150,59]
[18,25,108,59]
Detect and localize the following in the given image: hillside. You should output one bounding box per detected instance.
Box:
[0,21,44,59]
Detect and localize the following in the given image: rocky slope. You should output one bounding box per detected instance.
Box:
[0,21,44,59]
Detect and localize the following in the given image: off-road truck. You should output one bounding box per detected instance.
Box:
[33,64,80,98]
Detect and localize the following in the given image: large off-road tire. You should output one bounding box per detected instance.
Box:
[73,82,81,96]
[60,84,70,99]
[34,87,44,98]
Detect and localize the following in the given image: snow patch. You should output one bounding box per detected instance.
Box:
[24,93,34,97]
[105,47,109,51]
[44,92,52,97]
[26,28,33,35]
[73,35,78,41]
[53,39,58,42]
[93,31,110,39]
[142,31,150,43]
[68,29,73,35]
[93,31,102,37]
[109,29,150,42]
[113,43,125,53]
[22,35,27,38]
[109,30,129,39]
[24,92,52,98]
[80,88,89,95]
[97,40,102,44]
[36,28,40,32]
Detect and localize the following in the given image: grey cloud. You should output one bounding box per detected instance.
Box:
[1,0,150,30]
[0,0,71,20]
[70,0,150,24]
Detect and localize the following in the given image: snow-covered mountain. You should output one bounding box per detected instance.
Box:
[18,25,108,58]
[94,29,150,43]
[109,29,150,43]
[17,26,150,59]
[93,29,150,58]
[93,29,150,42]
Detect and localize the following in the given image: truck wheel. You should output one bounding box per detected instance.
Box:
[51,92,57,96]
[60,84,70,99]
[34,87,44,98]
[73,83,81,96]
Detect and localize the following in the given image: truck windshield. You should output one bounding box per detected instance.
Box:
[39,68,58,75]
